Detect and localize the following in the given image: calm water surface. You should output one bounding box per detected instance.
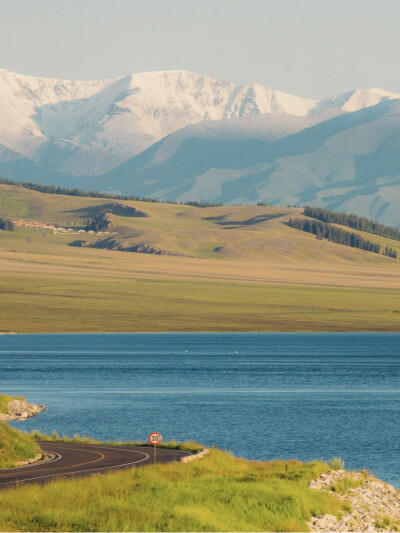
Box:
[1,333,399,486]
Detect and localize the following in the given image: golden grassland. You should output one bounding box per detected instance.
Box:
[0,448,347,532]
[0,184,398,333]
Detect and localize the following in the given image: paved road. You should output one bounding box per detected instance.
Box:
[0,442,191,489]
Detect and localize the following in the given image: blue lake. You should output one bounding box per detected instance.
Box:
[1,333,399,486]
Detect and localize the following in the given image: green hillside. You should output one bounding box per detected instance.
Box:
[0,422,41,468]
[0,393,42,468]
[0,183,398,333]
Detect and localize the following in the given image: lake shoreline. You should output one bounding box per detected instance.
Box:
[0,398,47,422]
[2,333,399,489]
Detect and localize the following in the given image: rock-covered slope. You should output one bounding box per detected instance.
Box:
[308,469,400,532]
[0,397,47,421]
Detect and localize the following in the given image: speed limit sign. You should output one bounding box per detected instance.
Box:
[148,432,162,445]
[149,432,162,464]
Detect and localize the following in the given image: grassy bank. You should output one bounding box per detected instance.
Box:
[0,448,346,532]
[0,395,16,414]
[0,395,42,468]
[0,422,41,469]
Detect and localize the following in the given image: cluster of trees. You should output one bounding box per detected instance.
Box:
[382,245,398,259]
[107,203,147,217]
[183,200,223,208]
[304,206,400,241]
[0,217,14,231]
[85,214,110,232]
[0,177,160,204]
[288,217,398,258]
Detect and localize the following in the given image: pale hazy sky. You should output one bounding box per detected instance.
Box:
[1,0,398,98]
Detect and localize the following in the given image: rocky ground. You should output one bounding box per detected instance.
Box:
[0,398,47,421]
[308,470,400,532]
[16,452,54,467]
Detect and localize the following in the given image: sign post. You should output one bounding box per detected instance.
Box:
[148,432,162,464]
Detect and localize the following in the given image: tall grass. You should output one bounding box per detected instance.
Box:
[0,422,41,468]
[0,449,346,532]
[330,476,364,494]
[0,395,13,414]
[375,514,400,531]
[329,457,345,470]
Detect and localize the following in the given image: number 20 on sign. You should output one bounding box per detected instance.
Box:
[149,432,162,464]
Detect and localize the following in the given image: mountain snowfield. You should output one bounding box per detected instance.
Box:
[0,68,399,225]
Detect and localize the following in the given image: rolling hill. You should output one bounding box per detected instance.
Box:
[0,182,398,333]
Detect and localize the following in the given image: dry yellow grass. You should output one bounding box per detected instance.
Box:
[0,245,398,290]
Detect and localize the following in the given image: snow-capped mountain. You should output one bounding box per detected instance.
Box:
[0,68,399,225]
[91,99,400,227]
[312,88,400,115]
[1,68,398,174]
[0,68,319,175]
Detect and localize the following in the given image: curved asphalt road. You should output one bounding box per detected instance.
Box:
[0,442,191,489]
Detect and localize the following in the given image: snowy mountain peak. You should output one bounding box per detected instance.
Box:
[0,68,399,226]
[0,67,399,177]
[312,87,400,115]
[0,68,320,170]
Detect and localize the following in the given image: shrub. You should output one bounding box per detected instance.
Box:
[329,457,345,470]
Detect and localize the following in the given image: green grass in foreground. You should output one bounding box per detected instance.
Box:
[0,275,398,332]
[0,422,41,468]
[0,449,346,532]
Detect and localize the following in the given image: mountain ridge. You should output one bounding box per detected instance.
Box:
[0,68,399,225]
[1,68,398,165]
[93,99,400,226]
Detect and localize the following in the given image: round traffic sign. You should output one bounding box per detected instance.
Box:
[148,432,162,445]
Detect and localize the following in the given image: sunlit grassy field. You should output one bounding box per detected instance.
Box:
[0,184,398,333]
[0,449,346,532]
[0,272,398,333]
